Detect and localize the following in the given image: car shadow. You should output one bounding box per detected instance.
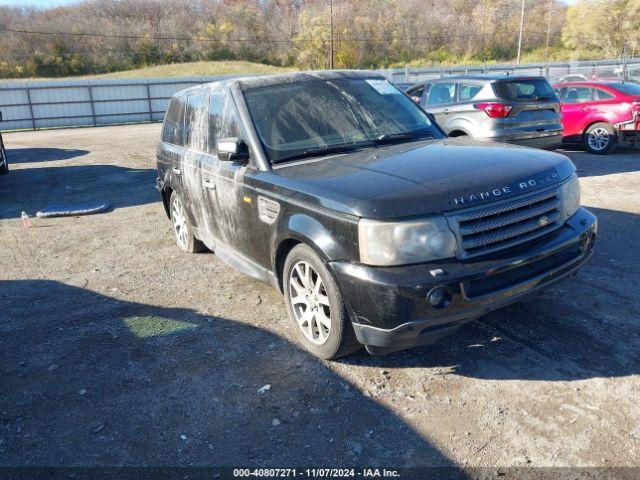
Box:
[0,164,158,219]
[561,147,640,178]
[345,207,640,382]
[0,279,462,471]
[6,147,89,163]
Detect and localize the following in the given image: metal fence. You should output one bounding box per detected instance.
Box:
[1,58,639,132]
[0,75,243,131]
[384,57,640,85]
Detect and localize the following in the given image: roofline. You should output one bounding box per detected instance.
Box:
[551,80,627,87]
[227,70,385,90]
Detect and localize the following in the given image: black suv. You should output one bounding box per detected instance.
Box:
[156,71,596,359]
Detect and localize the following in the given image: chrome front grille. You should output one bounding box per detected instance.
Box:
[448,187,562,259]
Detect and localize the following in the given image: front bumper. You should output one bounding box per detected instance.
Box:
[330,207,597,354]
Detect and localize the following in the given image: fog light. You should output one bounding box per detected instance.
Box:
[427,287,452,309]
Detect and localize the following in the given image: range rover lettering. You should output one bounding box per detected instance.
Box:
[156,71,596,359]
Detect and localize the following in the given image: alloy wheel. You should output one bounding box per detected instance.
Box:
[288,260,332,345]
[587,127,610,152]
[171,195,189,250]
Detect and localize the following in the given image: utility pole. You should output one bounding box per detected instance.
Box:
[329,0,334,69]
[516,0,525,65]
[545,0,552,76]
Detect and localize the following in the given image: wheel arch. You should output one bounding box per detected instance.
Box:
[274,238,301,293]
[448,129,469,137]
[273,233,332,293]
[272,213,354,292]
[444,117,474,137]
[161,186,173,218]
[582,119,615,139]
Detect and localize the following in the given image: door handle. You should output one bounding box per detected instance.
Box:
[202,179,216,190]
[443,108,450,113]
[172,168,181,175]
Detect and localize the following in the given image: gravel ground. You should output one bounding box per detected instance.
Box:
[1,124,639,470]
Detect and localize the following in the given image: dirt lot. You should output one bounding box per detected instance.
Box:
[1,124,639,470]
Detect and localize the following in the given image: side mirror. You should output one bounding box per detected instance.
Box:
[217,137,249,162]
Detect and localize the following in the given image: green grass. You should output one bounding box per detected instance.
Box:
[0,60,295,82]
[90,60,294,79]
[122,316,198,338]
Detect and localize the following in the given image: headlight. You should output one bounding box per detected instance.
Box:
[359,216,457,266]
[559,175,581,221]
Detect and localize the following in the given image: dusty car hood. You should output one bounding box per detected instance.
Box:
[257,138,576,219]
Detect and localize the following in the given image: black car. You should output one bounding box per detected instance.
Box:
[0,111,7,175]
[156,71,596,359]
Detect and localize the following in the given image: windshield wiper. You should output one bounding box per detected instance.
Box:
[273,140,376,164]
[374,129,435,145]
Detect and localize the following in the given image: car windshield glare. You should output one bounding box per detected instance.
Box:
[243,78,440,163]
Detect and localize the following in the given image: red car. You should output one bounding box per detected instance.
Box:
[553,81,640,154]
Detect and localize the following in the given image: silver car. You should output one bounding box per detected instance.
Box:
[406,74,563,149]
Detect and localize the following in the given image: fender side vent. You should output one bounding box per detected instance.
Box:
[258,196,280,224]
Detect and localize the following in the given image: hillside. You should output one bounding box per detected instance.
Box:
[91,61,295,79]
[0,61,295,82]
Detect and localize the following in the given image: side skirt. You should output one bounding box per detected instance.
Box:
[193,227,280,291]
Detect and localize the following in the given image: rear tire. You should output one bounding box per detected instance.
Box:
[583,122,616,155]
[283,244,361,360]
[169,191,206,253]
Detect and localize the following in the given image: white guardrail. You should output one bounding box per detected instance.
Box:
[1,58,638,131]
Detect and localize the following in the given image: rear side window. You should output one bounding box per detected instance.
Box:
[162,97,184,145]
[494,79,556,101]
[594,88,615,101]
[184,93,209,152]
[458,83,483,102]
[427,82,455,105]
[208,90,242,154]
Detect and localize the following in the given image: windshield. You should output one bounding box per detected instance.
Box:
[243,78,441,163]
[608,82,640,96]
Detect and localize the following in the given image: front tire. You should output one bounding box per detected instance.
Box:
[283,244,361,360]
[169,191,205,253]
[584,122,616,155]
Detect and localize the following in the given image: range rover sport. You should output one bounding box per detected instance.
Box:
[156,71,596,359]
